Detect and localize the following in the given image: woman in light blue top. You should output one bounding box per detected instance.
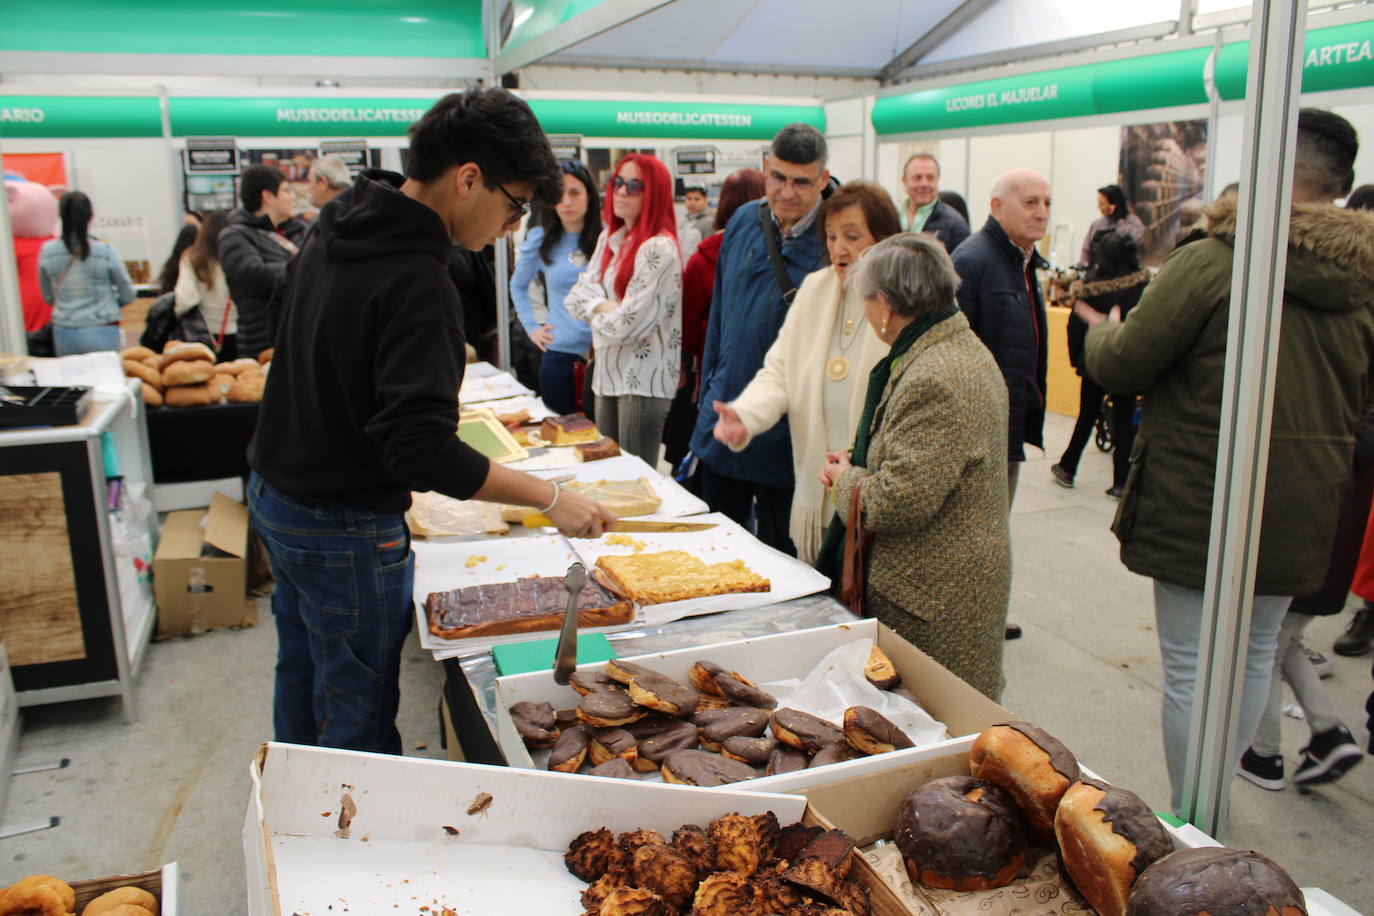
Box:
[39,191,136,356]
[511,160,601,415]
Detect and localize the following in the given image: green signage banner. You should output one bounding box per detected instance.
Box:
[0,96,163,139]
[873,48,1210,135]
[1216,21,1374,100]
[168,97,437,138]
[1,0,485,59]
[526,99,825,140]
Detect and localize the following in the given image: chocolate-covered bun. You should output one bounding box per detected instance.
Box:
[766,744,809,776]
[864,645,901,690]
[843,706,914,755]
[721,735,777,766]
[689,660,727,695]
[606,659,700,717]
[571,669,621,694]
[770,708,845,752]
[549,723,591,772]
[698,706,771,750]
[1055,778,1174,916]
[969,721,1080,843]
[633,719,699,772]
[588,757,639,780]
[661,749,757,786]
[576,687,644,727]
[895,774,1028,891]
[554,707,579,729]
[510,700,558,748]
[589,726,639,766]
[1127,847,1306,916]
[715,671,777,709]
[809,742,860,767]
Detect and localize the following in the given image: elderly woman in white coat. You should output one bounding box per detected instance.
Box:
[711,181,900,563]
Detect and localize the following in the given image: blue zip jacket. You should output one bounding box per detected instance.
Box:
[510,226,593,358]
[690,199,827,487]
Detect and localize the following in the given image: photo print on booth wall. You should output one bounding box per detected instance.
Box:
[1118,119,1208,266]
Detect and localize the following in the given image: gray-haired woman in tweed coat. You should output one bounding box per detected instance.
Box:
[820,234,1012,700]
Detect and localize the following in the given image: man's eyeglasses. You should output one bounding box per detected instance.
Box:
[490,179,529,226]
[765,170,820,191]
[612,176,645,196]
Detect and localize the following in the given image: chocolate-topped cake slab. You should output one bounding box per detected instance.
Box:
[427,575,632,639]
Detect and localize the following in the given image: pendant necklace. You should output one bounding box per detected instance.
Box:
[827,283,861,381]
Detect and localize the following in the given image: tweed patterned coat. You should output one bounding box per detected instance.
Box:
[832,311,1012,699]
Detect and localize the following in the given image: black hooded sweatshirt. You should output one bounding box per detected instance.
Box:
[248,170,490,512]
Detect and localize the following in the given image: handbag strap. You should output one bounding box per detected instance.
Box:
[53,255,76,296]
[839,475,872,616]
[756,201,798,307]
[216,298,235,350]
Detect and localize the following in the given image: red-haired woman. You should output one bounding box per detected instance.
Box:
[566,154,682,463]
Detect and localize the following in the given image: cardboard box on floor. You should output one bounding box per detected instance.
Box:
[153,492,257,637]
[494,619,1011,792]
[71,863,180,915]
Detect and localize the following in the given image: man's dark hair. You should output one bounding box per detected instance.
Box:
[770,123,828,169]
[241,165,285,212]
[406,88,562,207]
[1346,184,1374,211]
[1295,108,1358,199]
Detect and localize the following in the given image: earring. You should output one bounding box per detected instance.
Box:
[880,317,889,335]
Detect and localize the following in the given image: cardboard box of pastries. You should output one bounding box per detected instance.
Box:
[495,619,1010,792]
[244,740,889,915]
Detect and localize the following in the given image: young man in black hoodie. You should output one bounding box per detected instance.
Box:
[247,89,616,755]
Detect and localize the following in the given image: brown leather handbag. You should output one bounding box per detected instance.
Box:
[836,476,877,616]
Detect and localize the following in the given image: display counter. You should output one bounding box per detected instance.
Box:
[145,401,258,483]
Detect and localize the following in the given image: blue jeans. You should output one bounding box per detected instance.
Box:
[247,473,414,754]
[539,349,582,416]
[1153,579,1290,813]
[53,324,121,356]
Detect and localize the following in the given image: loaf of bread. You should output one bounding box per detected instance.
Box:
[141,382,163,407]
[123,359,162,388]
[160,342,216,366]
[969,722,1080,843]
[163,359,216,387]
[257,347,274,364]
[1127,847,1306,916]
[1055,778,1173,916]
[164,382,219,407]
[121,345,157,362]
[227,373,266,403]
[210,373,236,398]
[895,774,1028,891]
[214,358,261,376]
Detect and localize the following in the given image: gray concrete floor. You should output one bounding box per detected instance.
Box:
[3,412,1372,913]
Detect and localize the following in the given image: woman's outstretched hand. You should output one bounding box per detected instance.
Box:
[712,401,749,447]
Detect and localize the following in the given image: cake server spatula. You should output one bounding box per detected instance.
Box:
[552,562,587,685]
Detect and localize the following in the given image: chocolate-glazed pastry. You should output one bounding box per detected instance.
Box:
[587,757,639,780]
[549,723,591,772]
[576,687,645,728]
[554,707,579,729]
[510,700,559,748]
[715,671,778,709]
[1055,777,1174,916]
[699,706,771,750]
[770,708,846,753]
[426,576,631,639]
[1127,847,1307,916]
[843,706,914,755]
[589,726,639,766]
[895,774,1028,891]
[605,659,700,717]
[634,719,699,772]
[721,734,777,766]
[864,645,901,690]
[689,659,728,695]
[571,669,621,695]
[781,829,856,903]
[766,744,809,776]
[809,742,860,767]
[661,749,757,786]
[969,721,1080,843]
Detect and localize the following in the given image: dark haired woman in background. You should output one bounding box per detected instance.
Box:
[174,210,236,359]
[662,167,766,469]
[511,160,602,414]
[1079,183,1145,266]
[39,190,136,355]
[938,190,970,226]
[158,223,199,294]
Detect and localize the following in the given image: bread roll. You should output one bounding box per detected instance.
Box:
[210,373,236,398]
[1127,847,1306,916]
[257,347,274,364]
[895,774,1028,891]
[163,359,216,387]
[141,355,163,369]
[141,382,163,407]
[160,342,216,367]
[123,359,162,388]
[214,358,261,376]
[121,345,157,361]
[227,373,265,403]
[161,339,185,353]
[164,382,218,407]
[969,722,1080,843]
[1055,778,1173,916]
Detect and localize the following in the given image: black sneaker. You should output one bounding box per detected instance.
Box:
[1237,748,1285,791]
[1293,724,1365,785]
[1105,485,1123,499]
[1333,605,1374,656]
[1050,464,1075,488]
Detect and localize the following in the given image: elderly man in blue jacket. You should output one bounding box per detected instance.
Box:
[689,124,831,555]
[951,169,1052,507]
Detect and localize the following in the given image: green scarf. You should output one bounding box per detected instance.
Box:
[816,305,958,582]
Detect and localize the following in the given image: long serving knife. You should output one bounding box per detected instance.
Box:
[522,515,716,532]
[552,562,587,685]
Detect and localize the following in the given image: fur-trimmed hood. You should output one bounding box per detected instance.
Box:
[1204,195,1374,313]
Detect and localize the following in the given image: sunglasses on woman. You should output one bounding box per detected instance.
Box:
[612,176,645,196]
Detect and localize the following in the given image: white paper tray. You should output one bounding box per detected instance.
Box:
[568,511,830,624]
[459,370,533,404]
[523,453,708,521]
[413,535,644,657]
[464,361,504,378]
[244,743,805,916]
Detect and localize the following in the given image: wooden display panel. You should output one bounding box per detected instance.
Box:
[0,471,86,665]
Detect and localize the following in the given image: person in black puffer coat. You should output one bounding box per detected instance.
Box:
[219,164,306,361]
[1051,230,1150,496]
